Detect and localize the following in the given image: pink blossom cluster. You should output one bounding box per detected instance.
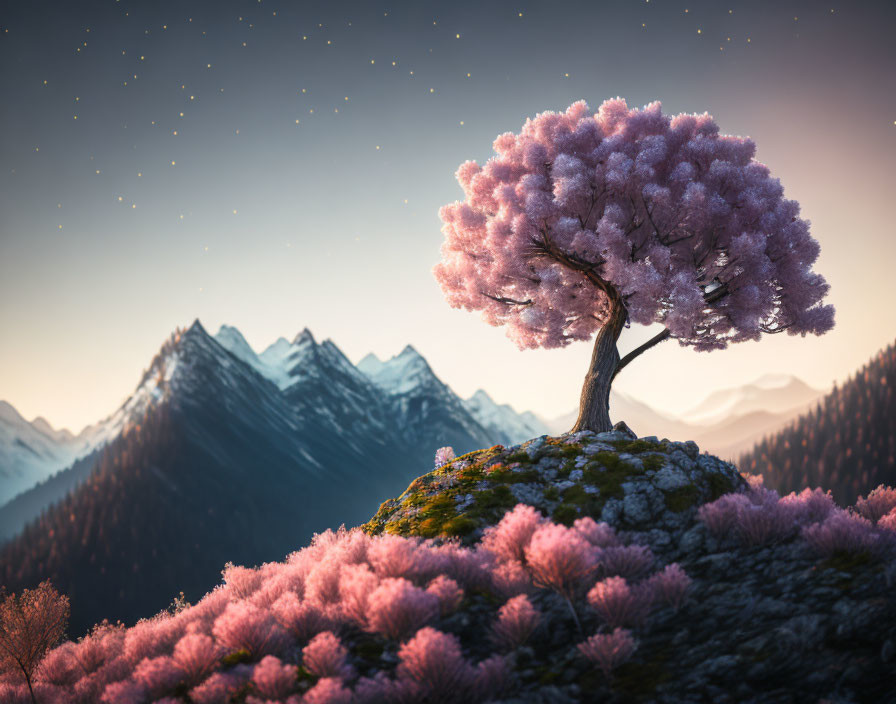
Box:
[480,506,691,679]
[577,628,637,680]
[854,485,896,524]
[4,505,698,703]
[698,484,896,555]
[434,99,834,351]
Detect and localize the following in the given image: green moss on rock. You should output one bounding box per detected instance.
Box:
[664,485,701,512]
[552,504,579,526]
[707,471,737,501]
[221,649,251,667]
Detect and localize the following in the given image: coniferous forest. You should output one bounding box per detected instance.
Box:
[740,341,896,505]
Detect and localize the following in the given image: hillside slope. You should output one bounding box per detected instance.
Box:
[5,426,893,703]
[740,341,896,504]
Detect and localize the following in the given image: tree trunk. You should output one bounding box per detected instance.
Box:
[23,670,36,704]
[570,304,627,434]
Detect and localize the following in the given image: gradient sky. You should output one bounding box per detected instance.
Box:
[1,0,894,433]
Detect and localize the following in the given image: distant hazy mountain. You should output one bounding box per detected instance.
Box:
[546,376,825,461]
[683,374,824,426]
[0,322,541,634]
[462,389,550,446]
[0,401,114,506]
[545,390,691,440]
[0,402,78,505]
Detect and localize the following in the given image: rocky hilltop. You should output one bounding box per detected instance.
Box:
[364,424,743,552]
[364,425,895,702]
[3,427,894,704]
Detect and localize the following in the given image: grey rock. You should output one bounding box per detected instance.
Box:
[454,493,474,512]
[594,430,631,444]
[612,421,637,439]
[679,525,705,554]
[601,499,622,524]
[682,440,700,459]
[622,492,651,523]
[654,466,692,491]
[583,442,616,455]
[510,483,544,505]
[526,437,546,458]
[669,448,695,469]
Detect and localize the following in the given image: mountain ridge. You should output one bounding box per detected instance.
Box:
[0,321,508,633]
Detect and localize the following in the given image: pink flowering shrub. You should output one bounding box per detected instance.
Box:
[587,577,653,629]
[577,628,637,680]
[735,500,796,546]
[189,666,252,704]
[490,595,541,650]
[396,627,475,695]
[779,488,836,526]
[171,633,223,685]
[250,655,297,699]
[367,535,441,583]
[481,504,544,564]
[302,632,352,680]
[524,523,598,598]
[879,509,896,532]
[212,602,288,658]
[25,497,871,703]
[433,543,492,591]
[338,563,380,625]
[801,509,880,557]
[365,578,440,640]
[132,655,184,699]
[646,564,692,611]
[426,575,464,615]
[854,485,896,523]
[573,517,621,548]
[699,488,795,546]
[271,591,329,644]
[698,492,751,537]
[393,627,508,703]
[490,560,535,598]
[222,562,265,600]
[700,486,896,556]
[597,544,655,579]
[303,676,352,704]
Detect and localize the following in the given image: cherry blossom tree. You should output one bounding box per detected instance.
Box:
[434,99,834,432]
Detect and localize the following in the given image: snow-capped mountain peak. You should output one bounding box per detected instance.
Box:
[293,328,316,347]
[358,345,436,395]
[462,389,550,445]
[215,325,259,364]
[357,353,384,377]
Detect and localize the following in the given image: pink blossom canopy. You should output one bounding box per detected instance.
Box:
[434,98,835,350]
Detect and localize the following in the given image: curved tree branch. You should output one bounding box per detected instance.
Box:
[612,328,672,380]
[481,292,534,306]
